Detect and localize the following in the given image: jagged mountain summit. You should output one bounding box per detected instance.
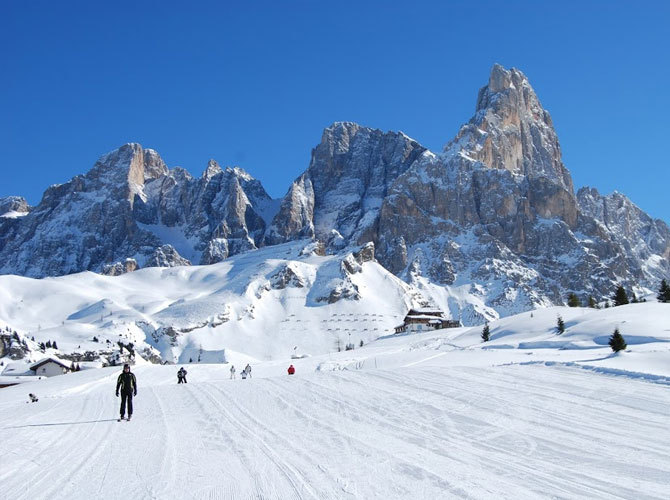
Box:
[1,64,668,324]
[264,65,669,321]
[0,144,279,277]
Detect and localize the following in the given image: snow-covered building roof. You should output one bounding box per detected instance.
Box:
[30,357,71,372]
[406,308,444,317]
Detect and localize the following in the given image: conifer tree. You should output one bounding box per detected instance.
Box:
[52,341,58,349]
[587,296,597,308]
[658,279,670,303]
[481,323,490,342]
[46,340,52,349]
[567,293,581,307]
[609,327,627,352]
[613,285,629,306]
[556,316,565,335]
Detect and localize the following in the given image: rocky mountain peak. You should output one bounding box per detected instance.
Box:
[88,143,169,204]
[321,121,361,150]
[0,196,30,216]
[486,63,515,93]
[265,121,428,247]
[143,148,169,180]
[478,64,533,106]
[202,159,222,180]
[447,64,574,194]
[224,166,255,182]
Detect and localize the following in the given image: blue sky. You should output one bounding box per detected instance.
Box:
[2,1,669,222]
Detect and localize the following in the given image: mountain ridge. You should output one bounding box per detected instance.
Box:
[1,65,668,324]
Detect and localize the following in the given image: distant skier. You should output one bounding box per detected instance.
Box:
[287,364,295,375]
[115,363,137,421]
[177,367,188,384]
[241,367,247,380]
[28,393,38,403]
[245,364,252,378]
[230,365,236,379]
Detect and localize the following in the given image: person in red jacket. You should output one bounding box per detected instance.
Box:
[287,364,295,375]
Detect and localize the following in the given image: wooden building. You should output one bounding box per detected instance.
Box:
[394,308,460,334]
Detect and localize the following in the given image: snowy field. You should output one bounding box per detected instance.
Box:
[2,311,670,500]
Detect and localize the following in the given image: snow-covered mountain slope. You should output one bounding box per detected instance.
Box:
[0,241,430,366]
[2,231,670,371]
[1,308,669,500]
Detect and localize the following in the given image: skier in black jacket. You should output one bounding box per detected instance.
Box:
[115,363,137,421]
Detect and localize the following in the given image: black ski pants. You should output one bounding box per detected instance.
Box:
[120,390,133,417]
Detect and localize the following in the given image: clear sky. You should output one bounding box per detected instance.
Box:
[2,1,669,222]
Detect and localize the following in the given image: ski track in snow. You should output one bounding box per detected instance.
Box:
[1,363,669,500]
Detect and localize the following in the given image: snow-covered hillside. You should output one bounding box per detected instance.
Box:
[1,308,669,499]
[0,241,428,368]
[2,235,669,375]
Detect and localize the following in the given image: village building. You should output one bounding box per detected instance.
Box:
[394,308,460,334]
[30,357,71,377]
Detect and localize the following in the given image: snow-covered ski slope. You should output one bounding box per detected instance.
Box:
[0,241,420,363]
[2,317,669,500]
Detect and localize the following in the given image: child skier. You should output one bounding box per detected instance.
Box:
[230,365,236,379]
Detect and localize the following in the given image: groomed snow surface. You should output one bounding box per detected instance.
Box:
[2,304,670,500]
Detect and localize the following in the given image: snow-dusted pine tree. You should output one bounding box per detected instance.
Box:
[609,327,627,352]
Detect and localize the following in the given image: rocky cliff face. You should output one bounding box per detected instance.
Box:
[577,187,670,276]
[1,65,667,324]
[264,65,669,321]
[0,144,277,277]
[378,67,667,317]
[0,196,30,216]
[264,122,429,249]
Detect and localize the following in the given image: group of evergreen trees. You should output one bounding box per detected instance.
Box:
[564,279,670,309]
[39,340,58,351]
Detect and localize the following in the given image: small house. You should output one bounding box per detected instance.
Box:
[394,308,460,334]
[30,357,71,377]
